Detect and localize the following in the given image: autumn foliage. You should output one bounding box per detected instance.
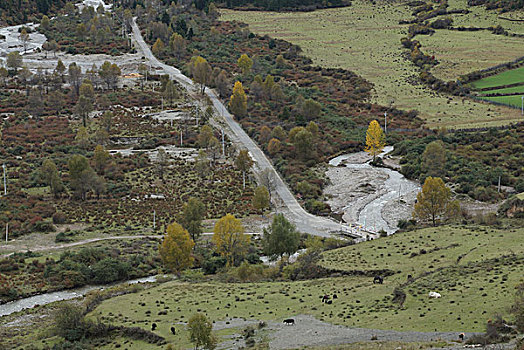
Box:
[212,214,249,266]
[159,222,195,275]
[365,120,386,162]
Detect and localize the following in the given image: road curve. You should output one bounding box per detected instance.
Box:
[130,18,361,238]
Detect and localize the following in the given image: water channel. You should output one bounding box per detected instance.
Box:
[329,147,420,234]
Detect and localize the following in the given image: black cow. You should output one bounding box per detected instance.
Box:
[151,323,157,331]
[333,294,338,299]
[283,318,295,325]
[170,326,176,335]
[326,300,333,305]
[321,295,330,303]
[459,333,465,341]
[373,276,384,284]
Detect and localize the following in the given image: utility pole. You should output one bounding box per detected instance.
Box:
[498,176,501,193]
[384,111,387,134]
[2,163,6,196]
[5,223,8,243]
[221,129,225,157]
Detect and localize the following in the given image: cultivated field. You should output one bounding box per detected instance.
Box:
[472,66,524,89]
[421,30,524,81]
[483,85,524,95]
[479,95,523,108]
[221,0,524,128]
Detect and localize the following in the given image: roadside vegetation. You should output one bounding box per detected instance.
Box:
[138,0,426,214]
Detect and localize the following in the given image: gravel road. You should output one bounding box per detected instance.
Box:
[265,315,479,349]
[130,18,361,239]
[209,314,505,350]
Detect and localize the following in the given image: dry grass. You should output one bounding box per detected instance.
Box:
[422,30,524,81]
[220,0,524,128]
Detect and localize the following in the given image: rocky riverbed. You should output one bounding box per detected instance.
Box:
[325,147,420,234]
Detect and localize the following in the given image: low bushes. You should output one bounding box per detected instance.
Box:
[393,125,523,201]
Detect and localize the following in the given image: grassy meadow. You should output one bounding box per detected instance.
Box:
[448,0,524,34]
[78,224,524,350]
[421,30,524,81]
[221,0,524,128]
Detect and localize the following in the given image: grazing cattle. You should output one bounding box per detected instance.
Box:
[459,333,465,341]
[326,300,333,305]
[373,276,384,284]
[428,291,442,298]
[170,326,176,335]
[322,295,330,303]
[151,323,157,331]
[283,318,295,325]
[407,274,413,281]
[333,294,338,299]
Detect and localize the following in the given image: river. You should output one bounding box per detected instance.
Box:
[328,146,420,235]
[0,275,157,317]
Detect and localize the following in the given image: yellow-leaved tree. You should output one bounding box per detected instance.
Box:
[212,214,249,266]
[237,54,253,75]
[413,176,460,226]
[159,222,195,276]
[152,38,165,56]
[365,120,386,162]
[229,81,247,118]
[189,56,212,95]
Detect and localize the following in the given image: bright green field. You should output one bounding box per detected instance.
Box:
[472,66,524,89]
[480,95,523,108]
[85,224,524,350]
[481,85,524,95]
[221,0,524,128]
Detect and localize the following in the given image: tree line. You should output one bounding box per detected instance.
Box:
[0,0,66,25]
[194,0,350,11]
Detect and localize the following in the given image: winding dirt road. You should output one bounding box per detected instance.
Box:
[130,18,361,239]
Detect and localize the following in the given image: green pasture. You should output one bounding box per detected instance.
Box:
[472,66,524,89]
[319,225,524,273]
[221,0,524,128]
[479,95,523,108]
[86,224,524,350]
[420,30,524,82]
[480,85,524,95]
